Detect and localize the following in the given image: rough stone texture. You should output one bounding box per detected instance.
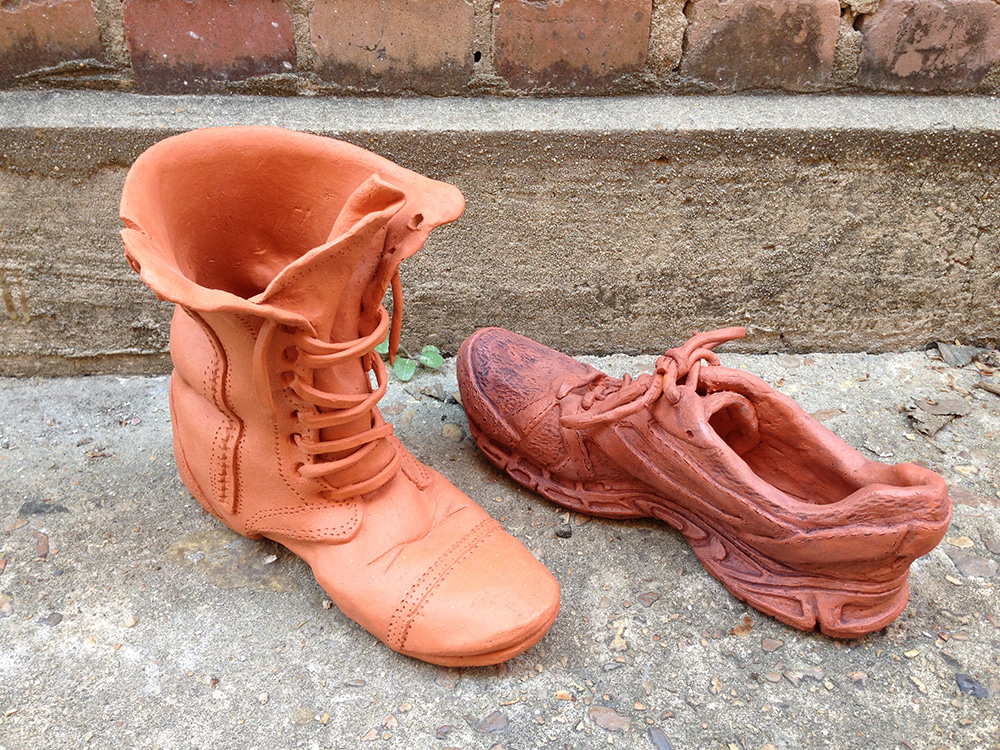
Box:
[0,166,171,376]
[122,0,296,93]
[1,92,1000,375]
[858,0,1000,93]
[90,0,129,68]
[285,0,315,72]
[311,0,475,94]
[681,0,841,92]
[0,0,102,83]
[844,0,880,14]
[493,0,652,92]
[1,350,999,747]
[647,0,687,76]
[831,12,863,87]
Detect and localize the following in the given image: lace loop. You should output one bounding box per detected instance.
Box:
[252,303,399,499]
[293,420,394,455]
[559,327,746,430]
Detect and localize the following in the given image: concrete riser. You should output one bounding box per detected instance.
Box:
[1,93,998,375]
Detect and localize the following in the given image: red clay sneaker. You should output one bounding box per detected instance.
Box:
[457,326,951,638]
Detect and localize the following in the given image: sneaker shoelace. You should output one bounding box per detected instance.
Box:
[558,327,747,430]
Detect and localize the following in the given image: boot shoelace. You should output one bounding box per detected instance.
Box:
[558,327,746,430]
[255,305,401,502]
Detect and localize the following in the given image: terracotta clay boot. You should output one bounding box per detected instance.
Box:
[457,327,951,638]
[120,127,559,666]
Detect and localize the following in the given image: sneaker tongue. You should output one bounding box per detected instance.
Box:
[251,175,407,339]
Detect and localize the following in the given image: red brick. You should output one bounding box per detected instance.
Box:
[493,0,652,92]
[123,0,296,92]
[0,0,102,83]
[858,0,1000,92]
[311,0,474,93]
[681,0,840,92]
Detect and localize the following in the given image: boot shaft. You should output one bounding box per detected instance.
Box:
[121,127,465,537]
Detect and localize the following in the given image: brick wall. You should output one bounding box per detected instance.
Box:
[1,0,998,94]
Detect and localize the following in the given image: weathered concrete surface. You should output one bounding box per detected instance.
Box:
[1,349,999,748]
[1,92,999,375]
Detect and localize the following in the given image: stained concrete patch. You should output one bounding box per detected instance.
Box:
[168,528,303,593]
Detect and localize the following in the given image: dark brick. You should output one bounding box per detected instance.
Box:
[858,0,1000,92]
[0,0,102,83]
[311,0,474,93]
[123,0,296,93]
[493,0,652,92]
[681,0,840,92]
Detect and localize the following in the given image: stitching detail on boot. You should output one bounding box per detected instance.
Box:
[246,502,361,541]
[186,308,243,515]
[171,378,219,521]
[384,517,501,652]
[211,422,230,505]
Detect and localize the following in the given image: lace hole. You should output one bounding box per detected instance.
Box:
[280,371,295,386]
[290,409,299,420]
[283,346,298,363]
[293,462,304,476]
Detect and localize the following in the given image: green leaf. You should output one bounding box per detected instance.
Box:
[374,333,390,356]
[416,345,444,369]
[393,357,417,381]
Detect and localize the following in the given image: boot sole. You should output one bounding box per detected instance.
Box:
[468,421,910,639]
[399,610,558,667]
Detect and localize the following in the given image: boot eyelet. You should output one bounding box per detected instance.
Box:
[290,409,300,420]
[289,432,302,445]
[292,462,305,476]
[280,371,295,386]
[283,346,298,363]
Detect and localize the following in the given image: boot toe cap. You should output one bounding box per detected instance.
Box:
[394,526,560,666]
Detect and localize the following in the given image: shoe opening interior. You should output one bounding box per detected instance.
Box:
[130,138,373,300]
[707,398,864,506]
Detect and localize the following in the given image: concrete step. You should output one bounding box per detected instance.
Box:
[1,91,998,376]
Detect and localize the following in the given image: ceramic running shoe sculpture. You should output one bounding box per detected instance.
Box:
[120,127,559,666]
[457,326,951,638]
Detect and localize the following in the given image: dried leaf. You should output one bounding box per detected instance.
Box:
[915,398,970,417]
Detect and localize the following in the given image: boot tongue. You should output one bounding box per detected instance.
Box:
[252,175,408,477]
[251,175,407,339]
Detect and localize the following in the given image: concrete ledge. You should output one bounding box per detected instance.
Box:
[1,92,999,375]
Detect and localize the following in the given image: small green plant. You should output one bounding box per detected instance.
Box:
[375,334,444,382]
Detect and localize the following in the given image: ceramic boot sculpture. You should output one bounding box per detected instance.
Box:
[120,127,560,666]
[457,326,951,638]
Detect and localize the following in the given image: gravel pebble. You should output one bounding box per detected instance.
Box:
[956,674,990,698]
[590,706,631,732]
